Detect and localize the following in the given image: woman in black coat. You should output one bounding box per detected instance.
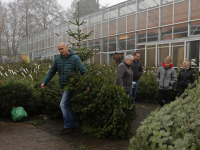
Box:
[174,59,195,96]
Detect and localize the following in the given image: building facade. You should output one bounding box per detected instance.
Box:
[19,0,200,69]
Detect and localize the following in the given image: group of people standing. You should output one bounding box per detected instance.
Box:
[115,54,195,107]
[40,42,195,135]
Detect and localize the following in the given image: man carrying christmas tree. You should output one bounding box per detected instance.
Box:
[41,42,89,135]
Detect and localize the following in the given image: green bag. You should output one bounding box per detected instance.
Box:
[11,107,28,121]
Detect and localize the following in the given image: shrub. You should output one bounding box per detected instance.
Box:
[129,78,200,150]
[64,64,137,139]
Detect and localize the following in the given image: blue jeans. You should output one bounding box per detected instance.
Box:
[60,91,79,128]
[131,80,139,104]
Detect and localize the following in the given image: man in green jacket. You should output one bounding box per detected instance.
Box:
[41,42,88,135]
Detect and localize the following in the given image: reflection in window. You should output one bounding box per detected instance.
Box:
[158,44,169,65]
[127,32,135,50]
[103,22,108,36]
[119,34,126,50]
[147,28,158,42]
[191,0,200,20]
[119,17,126,33]
[172,44,184,67]
[109,20,116,35]
[147,47,156,67]
[162,5,173,25]
[162,26,172,40]
[138,30,146,43]
[95,24,101,38]
[191,21,200,35]
[173,23,188,39]
[138,11,147,30]
[174,1,188,23]
[109,6,118,20]
[127,0,137,14]
[148,8,159,28]
[119,3,126,16]
[127,14,135,32]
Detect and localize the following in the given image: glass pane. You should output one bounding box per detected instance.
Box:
[172,44,184,67]
[101,53,108,64]
[103,22,108,36]
[147,28,159,42]
[89,26,94,39]
[95,12,102,24]
[173,23,188,39]
[127,33,135,50]
[103,10,109,21]
[191,21,200,35]
[109,20,116,35]
[147,47,155,67]
[89,15,94,25]
[95,24,101,38]
[119,34,126,50]
[138,11,147,30]
[162,26,172,40]
[137,49,145,65]
[127,0,137,14]
[174,1,188,23]
[189,41,199,67]
[162,5,173,25]
[162,0,173,5]
[119,3,127,17]
[127,14,135,32]
[191,0,200,20]
[119,17,126,33]
[158,44,169,65]
[109,6,118,20]
[138,0,148,11]
[103,37,108,52]
[138,30,146,43]
[148,8,159,28]
[94,50,100,64]
[148,0,160,8]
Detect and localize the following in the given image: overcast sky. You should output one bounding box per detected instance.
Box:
[1,0,128,10]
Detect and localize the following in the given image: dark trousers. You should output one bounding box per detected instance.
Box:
[158,89,172,107]
[179,85,188,97]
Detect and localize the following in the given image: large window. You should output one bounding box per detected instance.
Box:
[138,30,146,43]
[191,0,200,20]
[147,45,156,67]
[119,34,126,50]
[173,23,188,39]
[174,1,188,23]
[119,3,127,17]
[127,14,135,32]
[172,43,184,67]
[138,11,147,30]
[147,28,159,42]
[109,36,116,52]
[162,25,172,40]
[189,41,199,67]
[127,32,135,50]
[103,22,108,36]
[95,24,101,38]
[158,44,169,65]
[148,8,159,28]
[119,17,126,33]
[109,20,116,35]
[191,21,200,35]
[103,37,108,52]
[89,26,94,39]
[162,5,173,25]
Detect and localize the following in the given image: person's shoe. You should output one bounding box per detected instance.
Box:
[59,128,71,135]
[71,127,79,132]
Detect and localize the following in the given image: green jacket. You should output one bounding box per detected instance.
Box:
[42,49,87,89]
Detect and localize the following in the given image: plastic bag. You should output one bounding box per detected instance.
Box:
[11,107,28,121]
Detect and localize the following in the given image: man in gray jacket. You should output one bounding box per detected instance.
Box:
[115,54,134,94]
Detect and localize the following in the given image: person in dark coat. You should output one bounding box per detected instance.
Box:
[156,56,177,107]
[41,42,89,135]
[115,54,134,95]
[131,52,143,104]
[174,59,195,96]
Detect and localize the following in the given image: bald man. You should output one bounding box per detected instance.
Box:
[41,42,88,135]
